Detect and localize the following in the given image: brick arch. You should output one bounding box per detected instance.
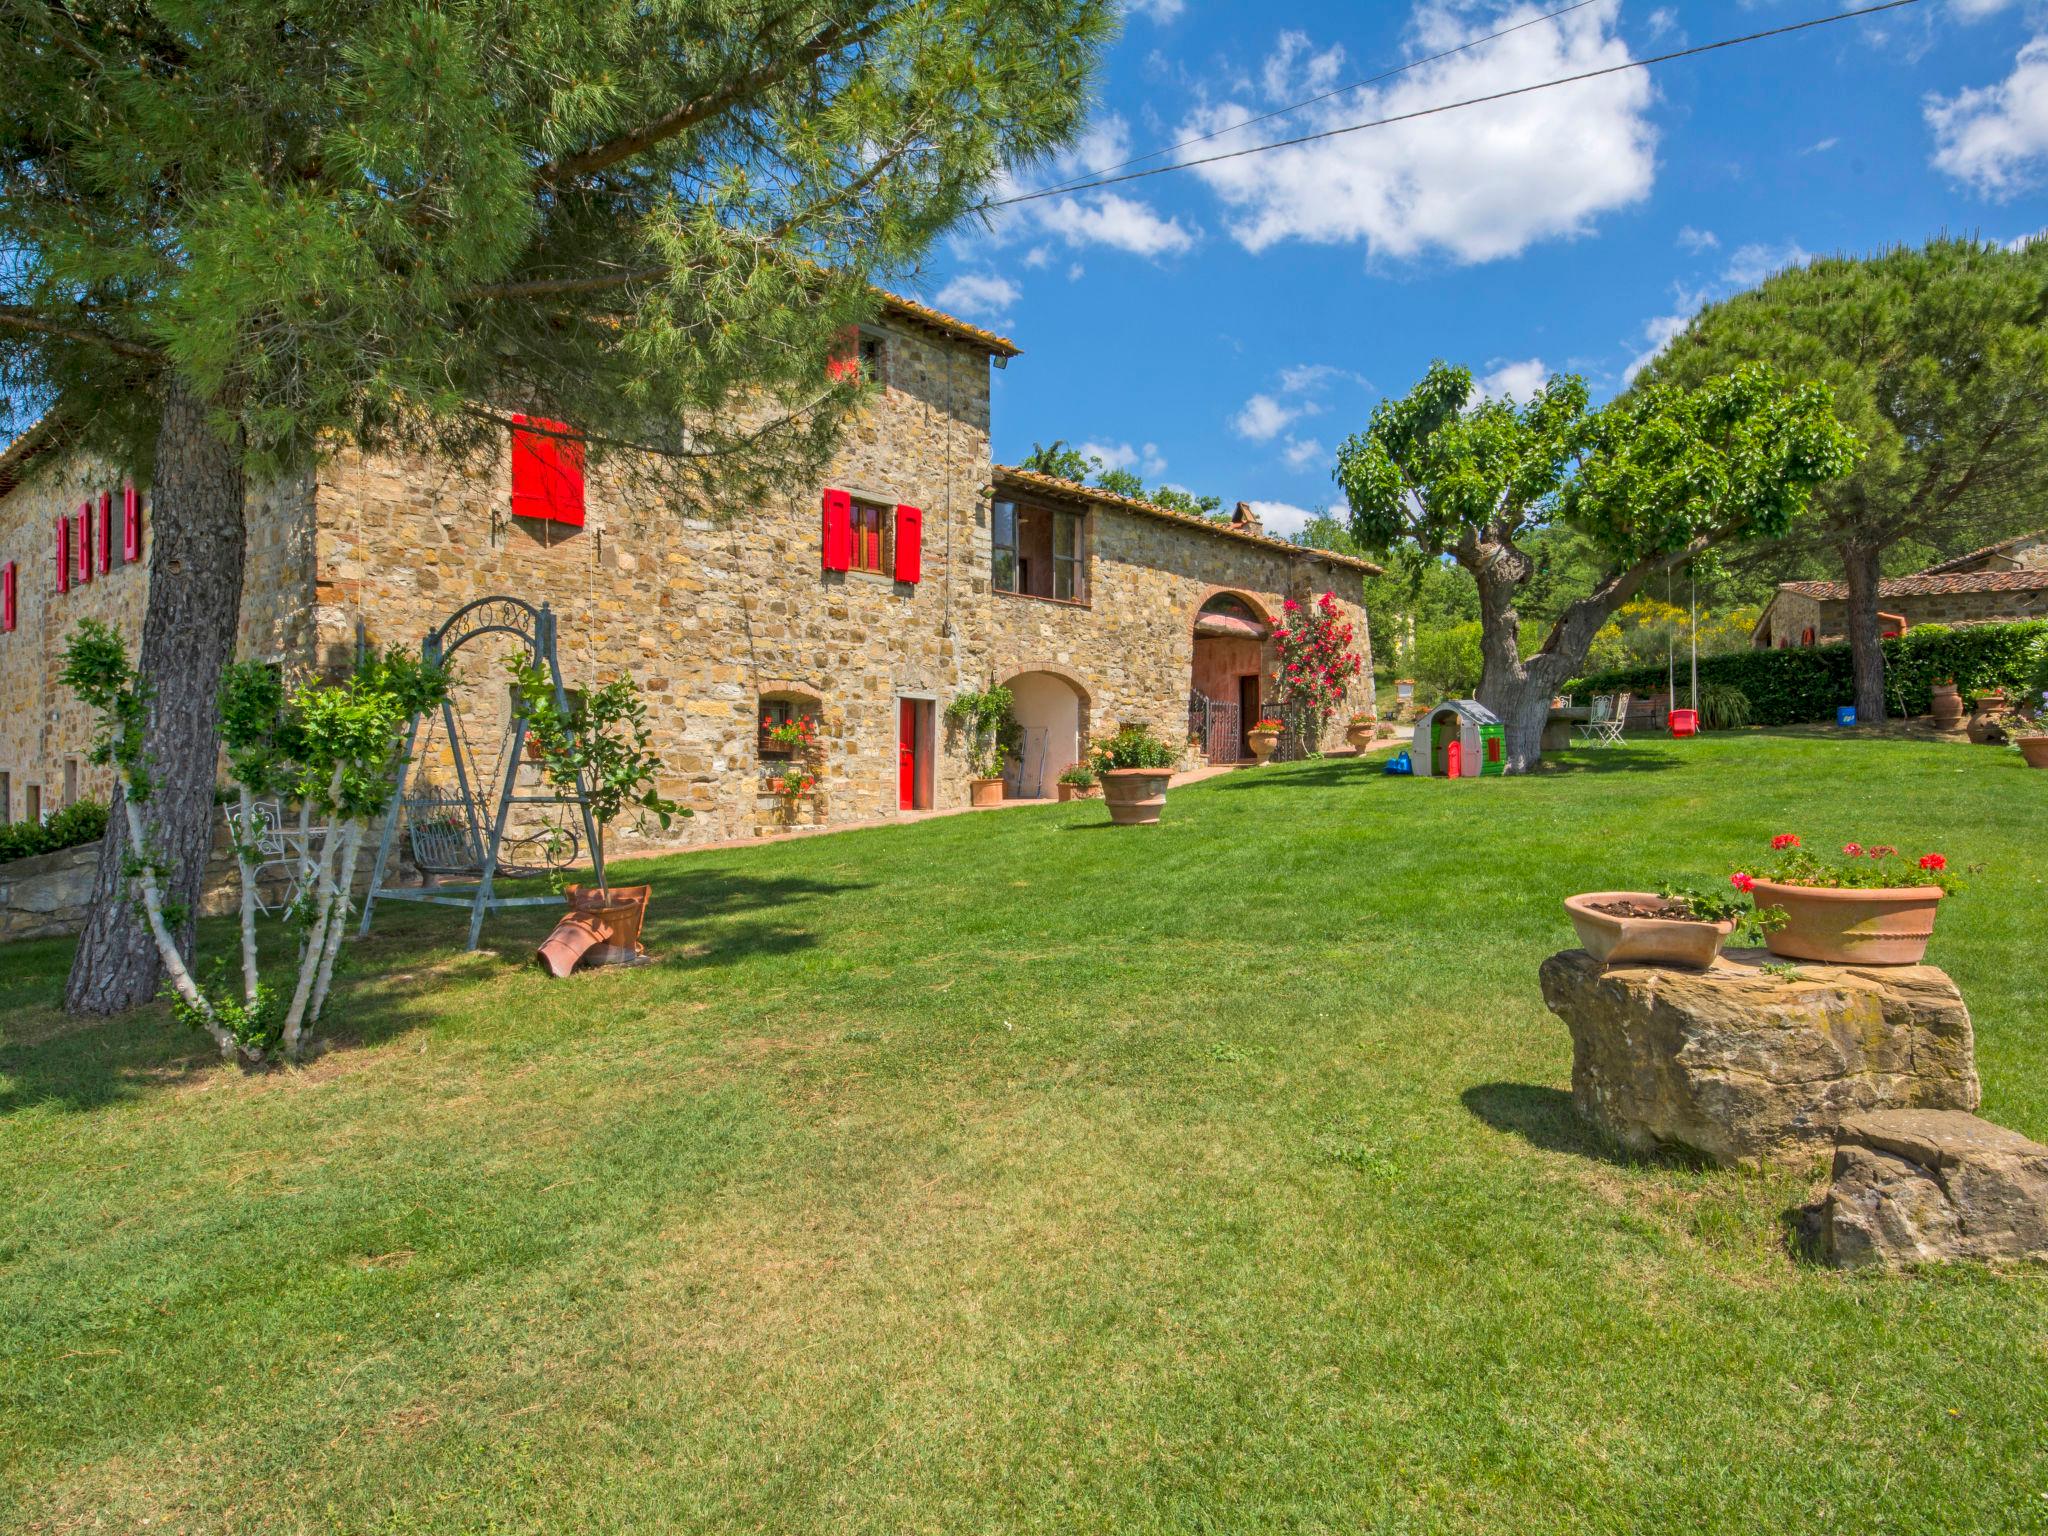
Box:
[995,662,1092,706]
[1191,586,1276,634]
[757,680,826,706]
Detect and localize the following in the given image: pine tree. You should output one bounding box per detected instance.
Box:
[1,0,1112,1012]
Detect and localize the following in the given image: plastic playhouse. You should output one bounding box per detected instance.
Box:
[1413,700,1505,778]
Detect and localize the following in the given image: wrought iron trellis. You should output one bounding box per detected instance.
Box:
[358,596,605,951]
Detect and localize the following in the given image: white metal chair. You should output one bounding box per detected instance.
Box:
[1574,692,1632,747]
[223,798,314,914]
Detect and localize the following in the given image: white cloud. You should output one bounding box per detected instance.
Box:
[1080,440,1168,478]
[1474,358,1550,402]
[1126,0,1186,20]
[1645,7,1681,40]
[1067,262,1086,281]
[1279,362,1344,393]
[1927,36,2048,195]
[1951,0,2017,18]
[1803,136,1840,155]
[1282,436,1327,470]
[1021,245,1054,270]
[1723,241,1812,287]
[1261,31,1345,102]
[978,112,1198,261]
[933,271,1020,318]
[1233,393,1301,442]
[1178,1,1655,263]
[1245,500,1319,537]
[1676,225,1718,253]
[1034,190,1197,257]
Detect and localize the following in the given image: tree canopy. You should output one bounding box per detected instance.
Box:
[1637,236,2048,720]
[1017,439,1223,518]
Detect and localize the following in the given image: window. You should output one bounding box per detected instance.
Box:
[850,498,890,576]
[859,333,886,383]
[758,695,821,759]
[0,772,10,824]
[827,329,886,385]
[63,759,78,806]
[25,784,41,824]
[991,499,1087,603]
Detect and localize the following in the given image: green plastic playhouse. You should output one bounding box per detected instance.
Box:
[1413,699,1505,778]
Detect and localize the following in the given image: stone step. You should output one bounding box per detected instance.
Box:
[1816,1109,2048,1270]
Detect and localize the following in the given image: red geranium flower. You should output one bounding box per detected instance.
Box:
[1771,834,1800,850]
[1841,842,1863,857]
[1918,852,1947,872]
[1870,844,1897,858]
[1730,872,1756,892]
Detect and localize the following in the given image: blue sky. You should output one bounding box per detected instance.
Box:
[914,0,2048,536]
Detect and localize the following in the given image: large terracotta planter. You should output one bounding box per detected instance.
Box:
[1247,729,1279,766]
[1750,879,1944,966]
[1100,767,1171,825]
[1930,680,1964,729]
[564,882,652,953]
[1564,891,1732,970]
[1966,688,2011,744]
[1056,781,1099,802]
[969,777,1005,808]
[2016,734,2048,769]
[1345,722,1376,752]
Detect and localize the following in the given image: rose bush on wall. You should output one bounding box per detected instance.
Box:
[1269,593,1363,753]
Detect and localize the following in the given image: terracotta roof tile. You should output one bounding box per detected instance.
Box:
[873,288,1019,357]
[992,466,1383,574]
[1917,528,2047,575]
[1777,569,2048,601]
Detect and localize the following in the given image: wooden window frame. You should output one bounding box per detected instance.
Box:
[849,497,891,577]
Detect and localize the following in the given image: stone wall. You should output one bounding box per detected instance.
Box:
[0,830,258,943]
[1759,584,2048,648]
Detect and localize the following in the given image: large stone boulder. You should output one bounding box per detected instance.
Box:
[1538,948,1979,1166]
[1817,1110,2048,1269]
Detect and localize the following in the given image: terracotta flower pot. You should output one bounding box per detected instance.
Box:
[1346,723,1376,752]
[1929,679,1964,729]
[2017,734,2048,769]
[1100,767,1171,825]
[564,883,652,953]
[969,777,1005,808]
[537,910,613,977]
[1750,879,1944,966]
[1247,729,1279,766]
[1564,891,1732,970]
[1056,781,1098,802]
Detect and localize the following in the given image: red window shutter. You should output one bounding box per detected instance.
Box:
[826,326,861,383]
[122,484,142,562]
[893,504,922,583]
[2,562,15,632]
[75,505,91,583]
[96,491,113,574]
[509,414,586,527]
[821,488,852,572]
[55,515,69,593]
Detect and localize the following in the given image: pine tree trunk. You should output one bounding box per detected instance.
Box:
[1840,542,1889,725]
[64,381,246,1015]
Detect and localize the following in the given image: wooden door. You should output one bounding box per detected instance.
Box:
[899,700,917,809]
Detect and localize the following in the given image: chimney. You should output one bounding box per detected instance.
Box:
[1231,501,1262,536]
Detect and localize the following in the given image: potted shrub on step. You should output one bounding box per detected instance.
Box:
[1735,834,1957,966]
[1090,723,1180,825]
[1246,717,1283,765]
[513,662,684,975]
[946,685,1018,807]
[1056,763,1098,802]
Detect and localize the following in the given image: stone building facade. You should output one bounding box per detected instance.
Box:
[0,294,1375,850]
[1752,529,2048,648]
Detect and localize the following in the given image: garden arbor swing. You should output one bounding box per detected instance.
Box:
[359,596,605,949]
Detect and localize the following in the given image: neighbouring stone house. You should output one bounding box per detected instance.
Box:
[0,292,1377,851]
[1751,529,2048,648]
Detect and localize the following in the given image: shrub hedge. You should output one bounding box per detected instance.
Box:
[0,798,109,866]
[1566,620,2048,726]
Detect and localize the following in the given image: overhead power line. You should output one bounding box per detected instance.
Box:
[1026,0,1602,201]
[988,0,1922,212]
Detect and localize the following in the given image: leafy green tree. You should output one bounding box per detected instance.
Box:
[1640,237,2048,722]
[1335,362,1859,770]
[3,0,1112,1013]
[1018,440,1100,482]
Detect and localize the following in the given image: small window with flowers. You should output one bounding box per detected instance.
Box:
[759,696,821,759]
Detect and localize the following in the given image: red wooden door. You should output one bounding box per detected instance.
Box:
[899,700,916,809]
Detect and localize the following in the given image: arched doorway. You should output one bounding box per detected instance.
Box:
[1190,592,1271,762]
[1003,669,1090,797]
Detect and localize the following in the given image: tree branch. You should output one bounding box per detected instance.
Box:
[0,305,161,362]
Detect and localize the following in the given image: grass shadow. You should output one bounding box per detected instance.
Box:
[1460,1081,1711,1170]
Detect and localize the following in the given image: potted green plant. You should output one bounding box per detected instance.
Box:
[1563,885,1782,970]
[1055,762,1098,802]
[2014,655,2048,767]
[946,685,1018,807]
[1246,717,1284,765]
[512,661,684,973]
[1735,834,1957,966]
[1089,723,1180,825]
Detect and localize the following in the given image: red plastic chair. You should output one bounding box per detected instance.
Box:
[1668,708,1698,738]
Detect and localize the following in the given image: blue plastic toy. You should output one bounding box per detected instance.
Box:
[1836,706,1857,727]
[1383,749,1415,776]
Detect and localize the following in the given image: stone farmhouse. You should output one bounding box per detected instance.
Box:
[0,292,1377,846]
[1751,529,2048,649]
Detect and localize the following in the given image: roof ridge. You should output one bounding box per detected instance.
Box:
[1917,527,2047,575]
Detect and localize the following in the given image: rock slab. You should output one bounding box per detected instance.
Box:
[1538,948,1979,1166]
[1818,1110,2048,1269]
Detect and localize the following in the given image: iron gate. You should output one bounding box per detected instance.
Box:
[1188,689,1243,763]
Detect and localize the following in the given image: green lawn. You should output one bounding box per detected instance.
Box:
[2,732,2045,1534]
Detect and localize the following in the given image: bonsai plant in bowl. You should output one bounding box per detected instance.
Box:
[946,685,1018,807]
[1090,723,1180,825]
[1736,834,1957,966]
[1246,717,1283,765]
[1055,762,1098,802]
[513,661,684,974]
[1563,884,1782,970]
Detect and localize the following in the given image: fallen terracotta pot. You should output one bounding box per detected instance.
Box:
[564,883,652,953]
[538,910,613,977]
